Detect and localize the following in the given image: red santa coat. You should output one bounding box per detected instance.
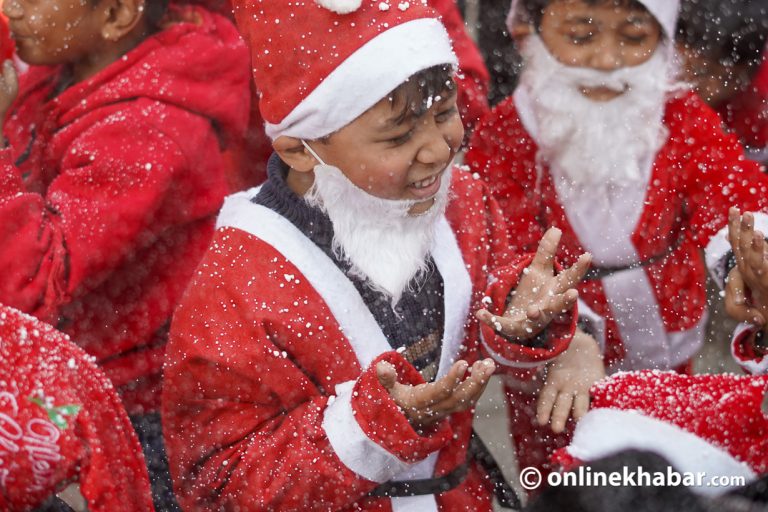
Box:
[0,6,250,414]
[162,170,577,512]
[466,90,768,371]
[0,305,155,512]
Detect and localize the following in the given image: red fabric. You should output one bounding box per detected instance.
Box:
[0,305,154,512]
[719,48,768,152]
[466,91,768,369]
[0,6,250,414]
[0,15,14,63]
[430,0,490,131]
[562,371,768,476]
[162,170,576,511]
[233,0,439,126]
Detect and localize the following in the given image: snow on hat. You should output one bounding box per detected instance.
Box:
[554,371,768,496]
[506,0,679,39]
[0,305,155,512]
[232,0,458,140]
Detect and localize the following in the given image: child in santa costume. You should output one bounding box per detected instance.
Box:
[545,210,768,506]
[464,0,768,476]
[677,0,768,163]
[0,0,250,509]
[161,1,604,510]
[0,304,155,512]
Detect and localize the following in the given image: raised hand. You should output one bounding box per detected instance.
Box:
[476,227,592,341]
[536,329,604,433]
[725,208,768,326]
[376,358,495,430]
[0,60,18,125]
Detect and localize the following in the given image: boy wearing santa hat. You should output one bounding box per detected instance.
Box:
[161,0,604,510]
[465,0,768,475]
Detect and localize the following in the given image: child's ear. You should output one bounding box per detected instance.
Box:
[100,0,145,42]
[273,136,319,174]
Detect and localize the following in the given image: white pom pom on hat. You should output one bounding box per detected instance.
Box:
[315,0,363,14]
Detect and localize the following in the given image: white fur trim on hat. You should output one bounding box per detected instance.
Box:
[566,408,757,496]
[265,18,457,140]
[315,0,362,14]
[506,0,679,39]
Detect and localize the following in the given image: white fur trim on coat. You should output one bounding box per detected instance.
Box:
[566,408,757,496]
[264,18,457,140]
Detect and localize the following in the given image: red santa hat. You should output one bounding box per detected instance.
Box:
[0,305,155,512]
[231,0,458,140]
[506,0,679,40]
[554,371,768,495]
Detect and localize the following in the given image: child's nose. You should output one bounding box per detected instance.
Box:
[588,43,624,71]
[417,130,452,166]
[3,0,22,19]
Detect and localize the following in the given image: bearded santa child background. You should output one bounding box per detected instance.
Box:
[465,0,768,476]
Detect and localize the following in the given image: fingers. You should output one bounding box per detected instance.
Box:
[536,382,558,427]
[549,391,574,434]
[728,207,742,262]
[431,359,495,414]
[748,231,768,281]
[572,392,590,422]
[725,268,765,326]
[554,253,592,293]
[376,361,399,391]
[413,360,468,408]
[531,227,562,272]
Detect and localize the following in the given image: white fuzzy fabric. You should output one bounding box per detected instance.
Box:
[315,0,362,14]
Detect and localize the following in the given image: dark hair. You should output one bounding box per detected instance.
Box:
[518,0,652,30]
[386,64,457,125]
[677,0,767,73]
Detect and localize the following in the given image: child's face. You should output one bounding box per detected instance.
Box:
[676,44,753,107]
[537,0,662,101]
[4,0,103,66]
[308,89,464,216]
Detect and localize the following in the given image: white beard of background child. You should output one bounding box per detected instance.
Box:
[303,141,453,307]
[519,34,679,191]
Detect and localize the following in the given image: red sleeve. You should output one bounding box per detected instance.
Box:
[731,324,768,375]
[465,99,545,255]
[429,0,490,131]
[675,93,768,245]
[0,103,226,323]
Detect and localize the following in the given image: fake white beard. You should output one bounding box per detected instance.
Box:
[305,163,453,306]
[519,35,677,189]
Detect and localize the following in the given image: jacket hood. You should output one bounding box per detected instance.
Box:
[21,5,250,146]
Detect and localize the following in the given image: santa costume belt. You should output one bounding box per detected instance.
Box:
[583,232,684,282]
[368,431,522,509]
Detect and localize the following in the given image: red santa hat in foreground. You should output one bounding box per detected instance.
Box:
[506,0,680,40]
[0,305,155,511]
[231,0,458,141]
[554,371,768,496]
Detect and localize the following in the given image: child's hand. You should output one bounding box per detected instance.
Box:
[376,359,495,431]
[725,208,768,327]
[0,60,17,123]
[536,329,604,433]
[476,227,592,341]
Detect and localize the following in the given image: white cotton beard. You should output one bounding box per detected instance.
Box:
[305,163,453,306]
[519,35,677,190]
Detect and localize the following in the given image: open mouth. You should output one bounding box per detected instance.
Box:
[411,174,439,189]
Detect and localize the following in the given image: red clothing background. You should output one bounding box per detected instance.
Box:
[0,6,251,414]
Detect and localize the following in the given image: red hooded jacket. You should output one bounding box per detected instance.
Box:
[0,6,250,414]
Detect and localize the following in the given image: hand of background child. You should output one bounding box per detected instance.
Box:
[725,208,768,328]
[476,227,592,341]
[376,358,495,431]
[0,60,17,126]
[536,328,605,433]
